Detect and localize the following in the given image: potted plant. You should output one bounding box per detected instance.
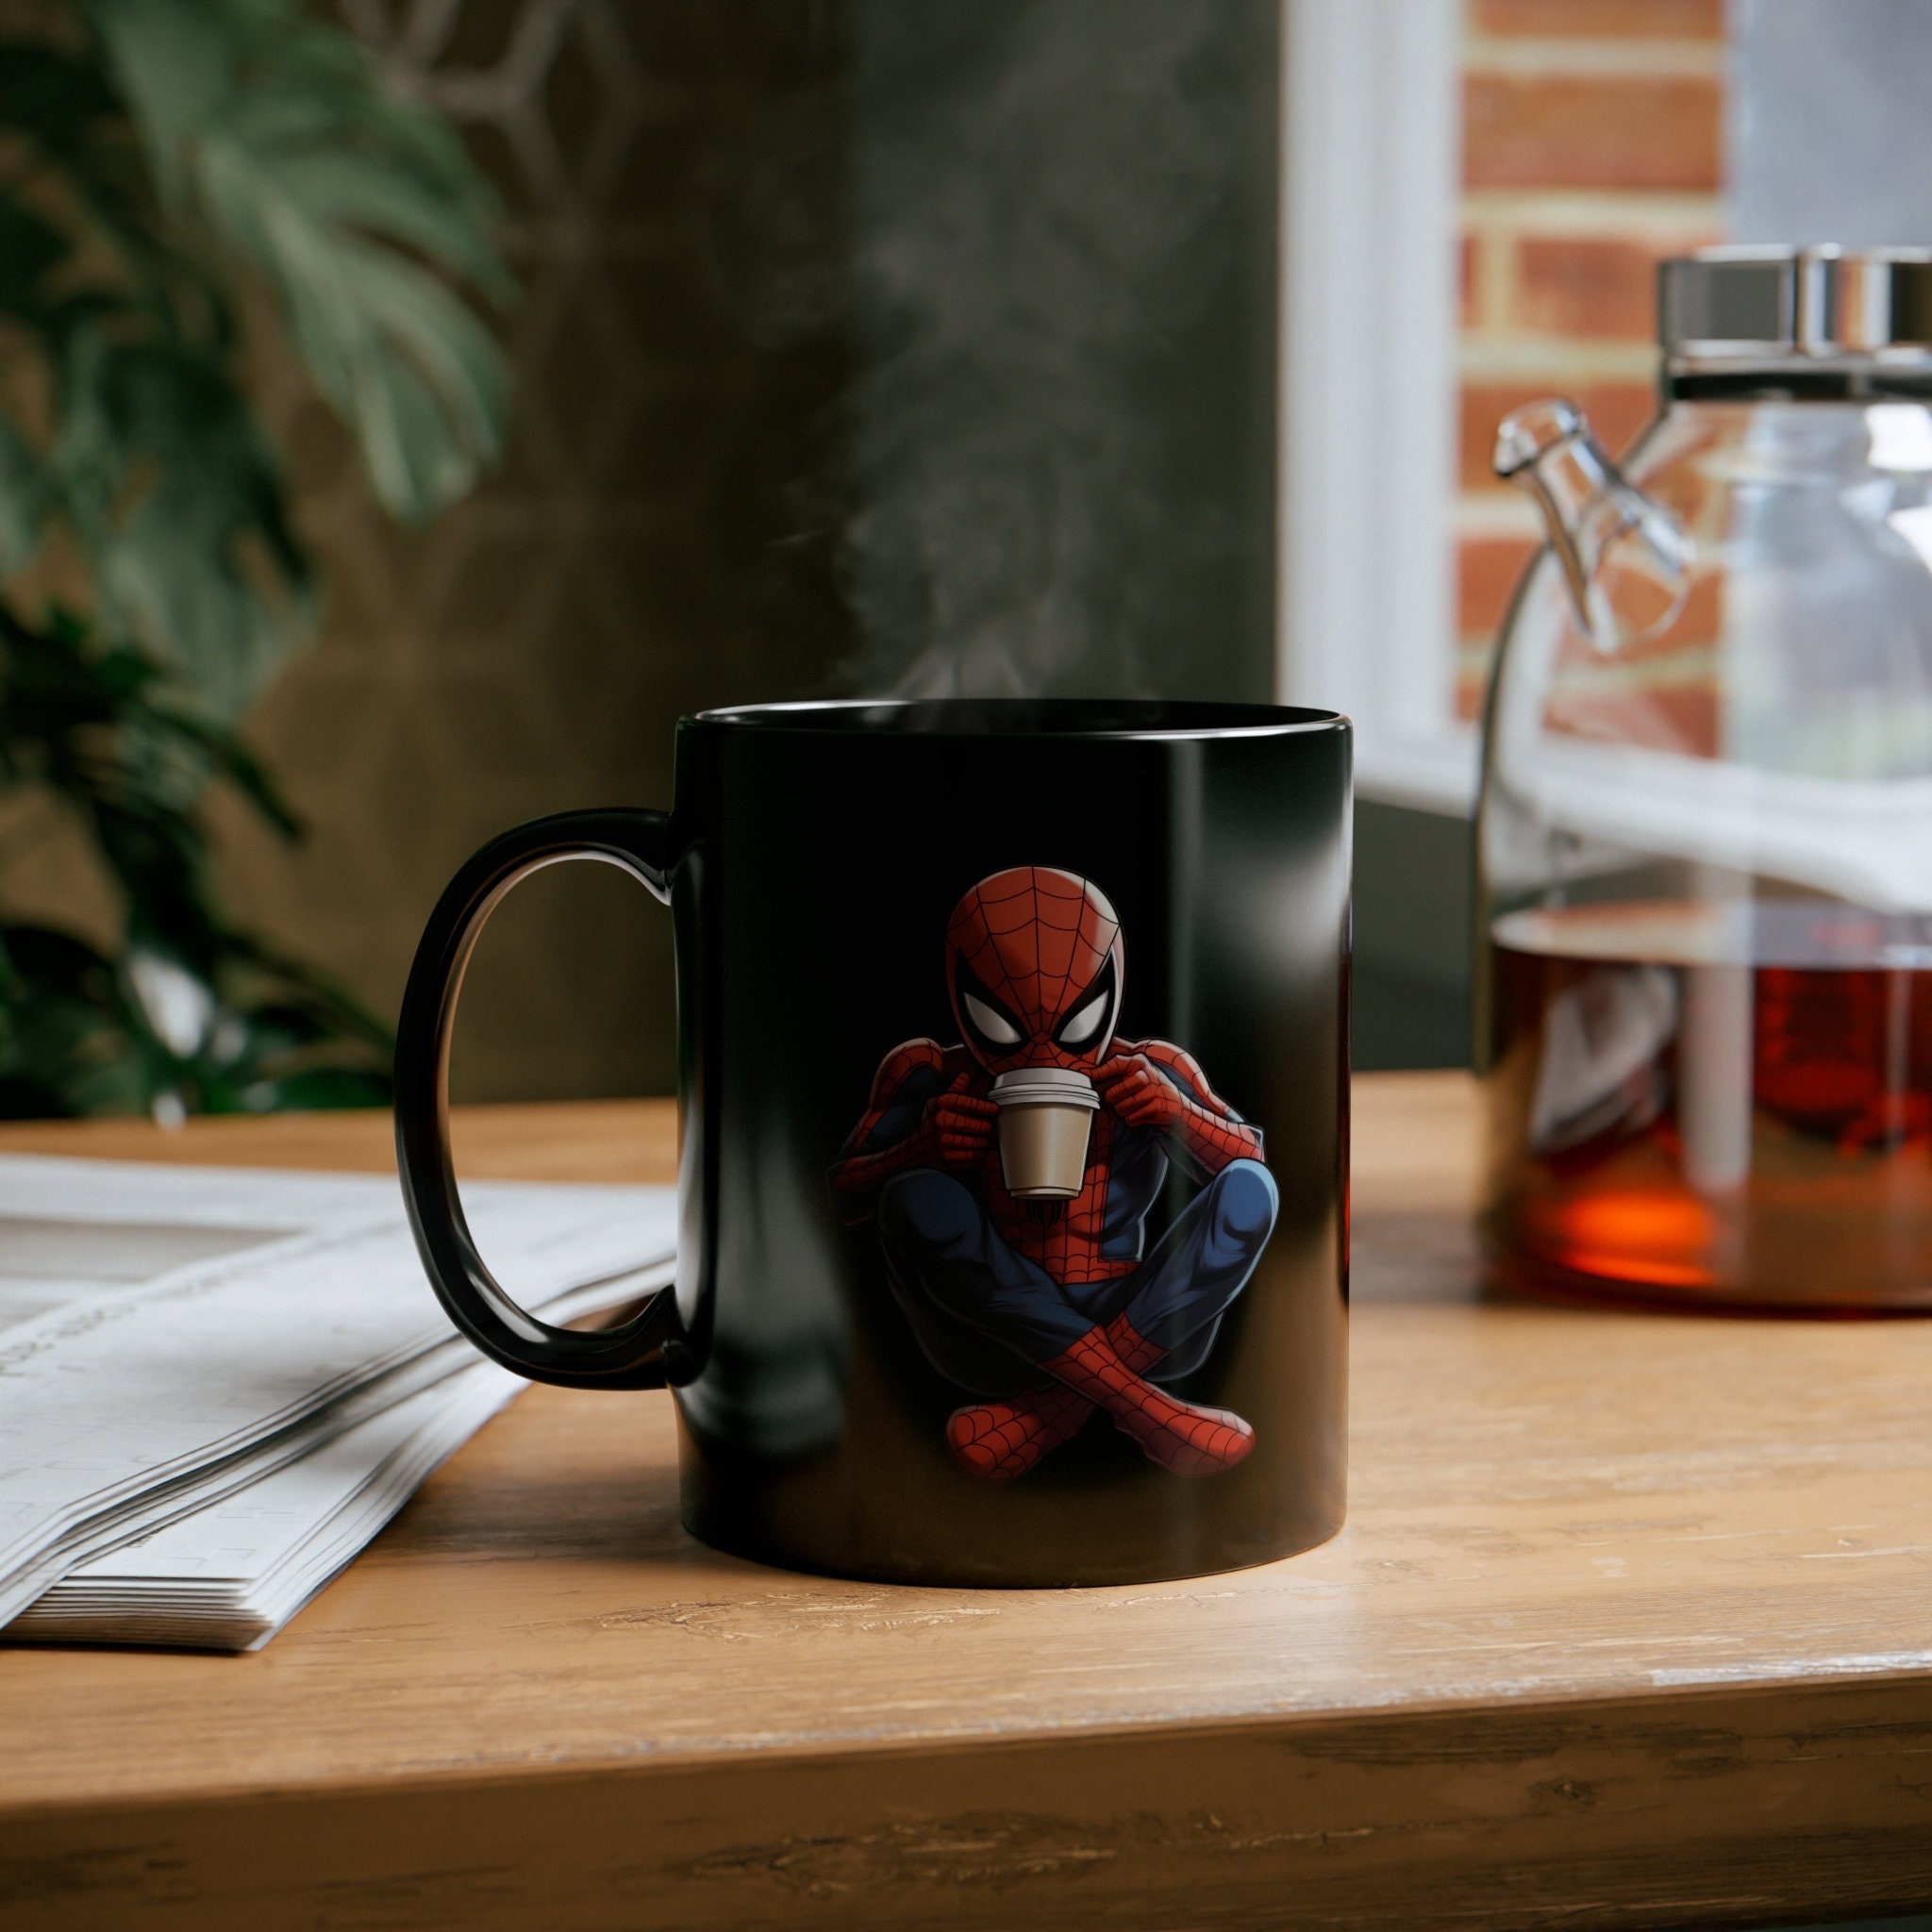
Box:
[0,0,508,1118]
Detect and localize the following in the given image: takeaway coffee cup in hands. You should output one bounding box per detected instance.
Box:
[991,1068,1100,1199]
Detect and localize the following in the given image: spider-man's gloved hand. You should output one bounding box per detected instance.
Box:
[921,1074,998,1166]
[1094,1054,1186,1130]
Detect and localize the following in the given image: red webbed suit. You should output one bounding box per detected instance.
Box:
[832,867,1277,1482]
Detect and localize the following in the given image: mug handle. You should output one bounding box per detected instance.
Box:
[394,808,682,1390]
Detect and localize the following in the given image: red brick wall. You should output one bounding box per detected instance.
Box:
[1455,0,1725,718]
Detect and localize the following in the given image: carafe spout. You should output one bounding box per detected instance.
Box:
[1494,398,1691,651]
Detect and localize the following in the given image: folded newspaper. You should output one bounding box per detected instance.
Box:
[0,1154,675,1652]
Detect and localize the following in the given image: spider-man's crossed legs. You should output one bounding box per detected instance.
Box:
[877,1158,1278,1480]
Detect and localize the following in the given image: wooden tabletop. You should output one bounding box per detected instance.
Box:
[4,1074,1931,1931]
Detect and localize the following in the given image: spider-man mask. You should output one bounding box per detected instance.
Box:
[944,867,1124,1075]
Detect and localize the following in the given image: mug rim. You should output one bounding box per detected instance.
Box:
[688,698,1349,741]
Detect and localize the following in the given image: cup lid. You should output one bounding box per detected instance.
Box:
[991,1068,1100,1107]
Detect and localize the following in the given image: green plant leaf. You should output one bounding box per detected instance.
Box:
[0,198,71,327]
[0,44,121,161]
[0,924,152,1117]
[48,326,313,715]
[143,700,299,836]
[86,0,511,524]
[0,416,45,573]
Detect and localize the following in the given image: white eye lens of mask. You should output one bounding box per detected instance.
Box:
[1058,989,1110,1045]
[963,991,1021,1045]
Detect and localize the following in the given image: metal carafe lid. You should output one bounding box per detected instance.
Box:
[1660,246,1932,360]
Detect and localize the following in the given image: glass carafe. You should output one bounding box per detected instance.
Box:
[1478,246,1932,1311]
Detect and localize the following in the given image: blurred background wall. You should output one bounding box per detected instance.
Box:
[210,0,1279,1104]
[1729,0,1932,247]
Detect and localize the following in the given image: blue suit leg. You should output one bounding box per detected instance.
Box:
[877,1169,1096,1396]
[1115,1158,1277,1379]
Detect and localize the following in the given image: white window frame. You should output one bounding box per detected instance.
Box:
[1276,0,1475,816]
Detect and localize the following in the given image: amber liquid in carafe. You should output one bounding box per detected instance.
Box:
[1483,900,1932,1309]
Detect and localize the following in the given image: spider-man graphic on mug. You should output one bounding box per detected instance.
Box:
[831,866,1277,1484]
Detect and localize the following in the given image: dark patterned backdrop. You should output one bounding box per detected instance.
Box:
[219,1,852,1101]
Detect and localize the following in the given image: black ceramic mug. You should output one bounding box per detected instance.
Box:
[395,699,1350,1587]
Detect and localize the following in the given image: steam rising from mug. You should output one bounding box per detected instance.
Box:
[835,0,1277,700]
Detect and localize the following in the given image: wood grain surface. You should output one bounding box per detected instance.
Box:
[4,1074,1931,1930]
